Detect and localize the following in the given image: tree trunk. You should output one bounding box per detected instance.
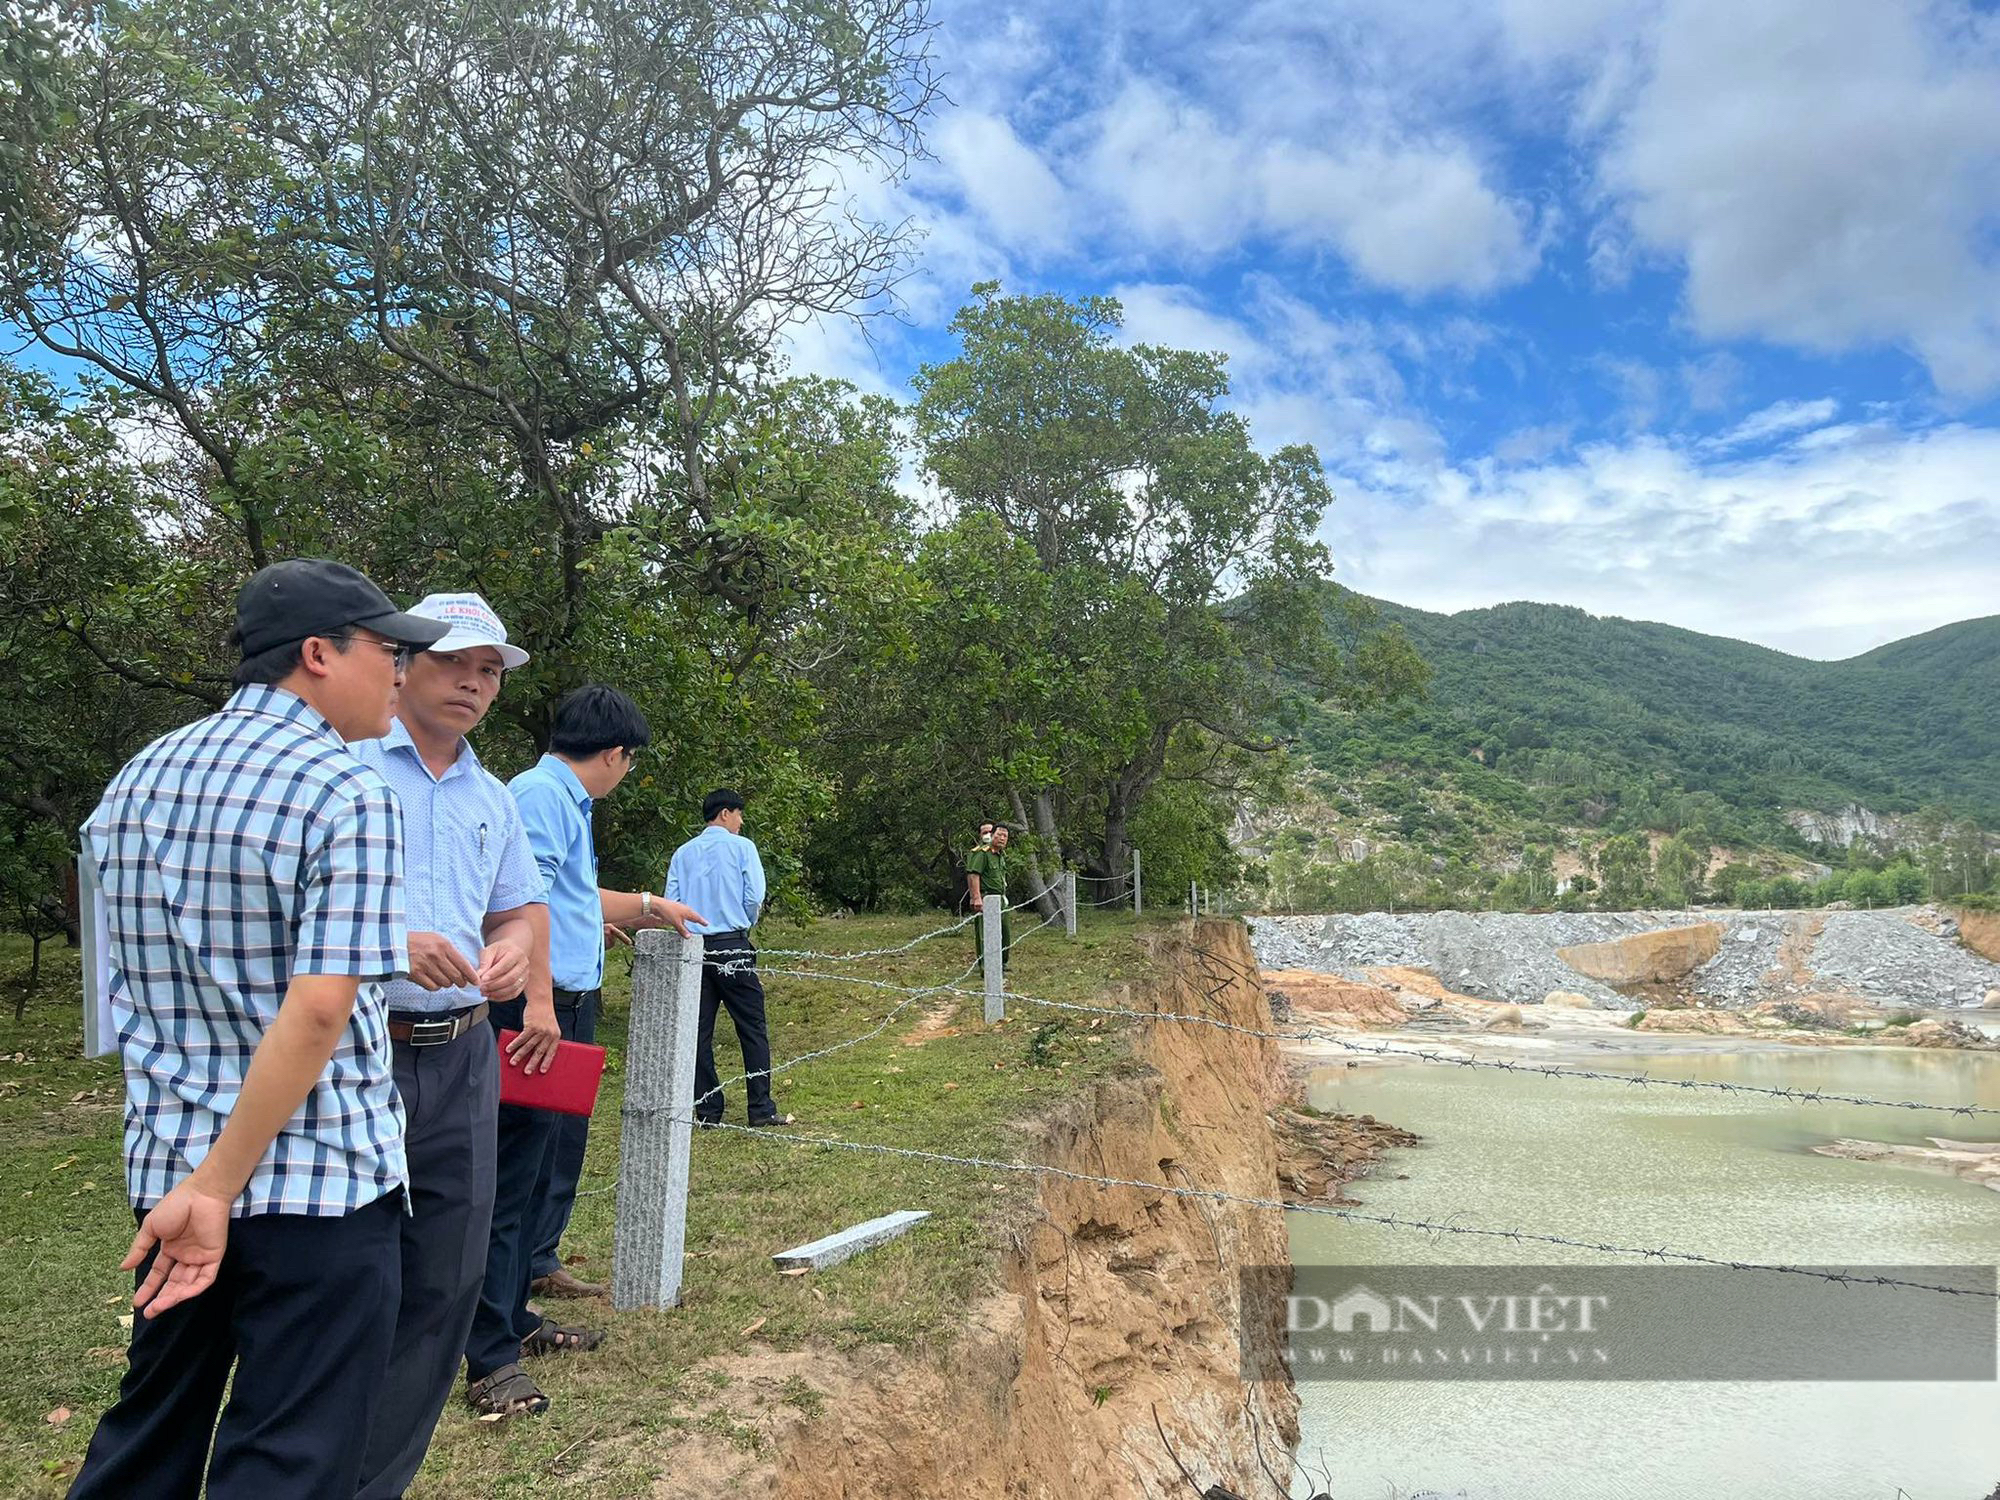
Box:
[1006,788,1059,918]
[18,933,45,1020]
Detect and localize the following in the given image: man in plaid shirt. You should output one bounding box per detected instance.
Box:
[69,560,448,1500]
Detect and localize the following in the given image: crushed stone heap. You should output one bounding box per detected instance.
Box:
[1245,906,2000,1011]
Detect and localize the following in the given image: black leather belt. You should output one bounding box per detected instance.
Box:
[552,986,601,1007]
[387,1003,489,1046]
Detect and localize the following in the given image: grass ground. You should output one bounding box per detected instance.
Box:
[0,908,1175,1497]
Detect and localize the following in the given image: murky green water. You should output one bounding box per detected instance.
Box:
[1292,1047,2000,1500]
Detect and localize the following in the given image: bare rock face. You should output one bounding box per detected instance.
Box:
[1900,1017,1997,1050]
[1260,971,1408,1029]
[1556,923,1723,986]
[1961,909,2000,965]
[1813,1137,2000,1193]
[1541,990,1598,1010]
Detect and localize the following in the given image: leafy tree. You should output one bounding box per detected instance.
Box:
[908,284,1422,904]
[1655,835,1708,907]
[1595,833,1653,909]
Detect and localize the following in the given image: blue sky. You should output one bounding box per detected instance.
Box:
[787,0,2000,659]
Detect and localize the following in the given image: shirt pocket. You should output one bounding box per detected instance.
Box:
[447,818,500,916]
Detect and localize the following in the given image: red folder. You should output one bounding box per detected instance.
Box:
[496,1031,607,1116]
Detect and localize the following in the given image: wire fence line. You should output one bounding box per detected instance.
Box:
[1082,886,1138,908]
[692,951,986,1119]
[599,907,1996,1304]
[691,904,1065,1121]
[699,909,980,966]
[579,907,1063,1197]
[660,1115,2000,1301]
[695,950,1999,1120]
[962,985,2000,1120]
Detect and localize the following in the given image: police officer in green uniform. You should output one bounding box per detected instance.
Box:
[965,823,1012,965]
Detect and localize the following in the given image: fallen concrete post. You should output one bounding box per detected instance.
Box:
[773,1209,932,1272]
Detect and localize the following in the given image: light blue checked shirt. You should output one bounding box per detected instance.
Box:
[666,824,766,934]
[84,685,410,1219]
[352,720,542,1015]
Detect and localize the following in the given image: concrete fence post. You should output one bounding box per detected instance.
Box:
[1064,870,1077,937]
[613,927,703,1311]
[1131,847,1142,915]
[983,894,1005,1023]
[1189,879,1198,916]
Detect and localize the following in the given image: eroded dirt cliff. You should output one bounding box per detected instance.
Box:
[664,919,1305,1499]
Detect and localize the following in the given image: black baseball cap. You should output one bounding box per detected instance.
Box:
[233,559,452,658]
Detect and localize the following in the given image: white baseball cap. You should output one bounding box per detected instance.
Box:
[408,592,530,670]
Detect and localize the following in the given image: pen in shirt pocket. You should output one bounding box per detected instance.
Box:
[479,822,488,856]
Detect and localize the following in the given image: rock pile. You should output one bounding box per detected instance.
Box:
[1246,906,2000,1011]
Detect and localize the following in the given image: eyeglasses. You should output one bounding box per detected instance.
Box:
[341,635,412,672]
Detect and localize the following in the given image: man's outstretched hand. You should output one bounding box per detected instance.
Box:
[124,1178,231,1317]
[641,899,707,939]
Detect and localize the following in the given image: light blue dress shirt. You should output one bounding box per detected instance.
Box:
[510,755,603,991]
[667,823,766,934]
[352,720,542,1015]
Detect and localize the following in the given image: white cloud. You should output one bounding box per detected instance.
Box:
[1038,68,1542,295]
[1705,397,1840,450]
[930,110,1074,256]
[1077,80,1260,259]
[1590,0,2000,396]
[1092,278,1997,659]
[1493,421,1574,463]
[1323,422,2000,658]
[1257,140,1539,295]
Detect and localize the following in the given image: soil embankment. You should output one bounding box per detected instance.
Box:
[1956,907,2000,967]
[672,921,1324,1498]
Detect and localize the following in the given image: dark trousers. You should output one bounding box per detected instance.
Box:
[70,1189,402,1500]
[695,931,773,1122]
[529,988,598,1280]
[358,1017,499,1500]
[465,989,596,1381]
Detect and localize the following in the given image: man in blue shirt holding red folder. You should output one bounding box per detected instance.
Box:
[349,593,559,1491]
[463,686,702,1418]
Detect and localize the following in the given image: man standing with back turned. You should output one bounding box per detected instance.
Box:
[669,788,783,1127]
[70,560,447,1500]
[351,593,560,1492]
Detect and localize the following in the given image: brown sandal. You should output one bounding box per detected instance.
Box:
[521,1316,604,1358]
[467,1362,549,1417]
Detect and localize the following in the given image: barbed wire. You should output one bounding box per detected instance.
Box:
[692,950,987,1119]
[689,954,1999,1120]
[954,984,2000,1119]
[690,905,1065,1118]
[665,1115,2000,1300]
[698,909,980,966]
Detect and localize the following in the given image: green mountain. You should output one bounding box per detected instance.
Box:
[1289,597,2000,857]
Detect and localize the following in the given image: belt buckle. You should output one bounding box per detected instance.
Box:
[406,1016,459,1047]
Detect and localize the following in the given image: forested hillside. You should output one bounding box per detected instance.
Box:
[1262,595,2000,910]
